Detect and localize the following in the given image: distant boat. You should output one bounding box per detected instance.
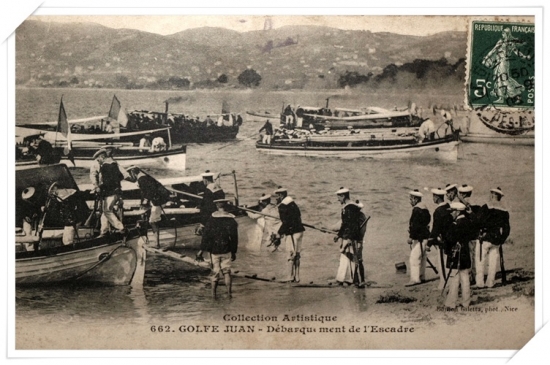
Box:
[16,98,187,171]
[15,164,146,287]
[279,100,423,130]
[256,128,459,161]
[245,110,282,123]
[16,133,187,171]
[16,95,243,144]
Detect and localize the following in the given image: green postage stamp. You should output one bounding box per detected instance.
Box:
[466,20,535,109]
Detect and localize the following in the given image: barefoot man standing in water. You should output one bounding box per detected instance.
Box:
[196,198,239,299]
[273,187,305,283]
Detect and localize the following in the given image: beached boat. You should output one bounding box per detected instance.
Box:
[461,108,534,145]
[256,129,460,161]
[15,164,146,286]
[17,95,242,144]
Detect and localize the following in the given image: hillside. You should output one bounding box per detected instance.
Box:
[15,20,467,90]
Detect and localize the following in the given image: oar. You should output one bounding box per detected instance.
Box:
[165,187,337,235]
[499,244,507,285]
[426,257,439,275]
[237,205,337,235]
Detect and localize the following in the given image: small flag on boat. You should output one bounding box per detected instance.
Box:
[109,95,128,127]
[57,98,69,137]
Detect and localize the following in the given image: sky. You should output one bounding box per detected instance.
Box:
[27,15,470,36]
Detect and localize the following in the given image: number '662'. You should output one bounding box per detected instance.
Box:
[151,325,170,332]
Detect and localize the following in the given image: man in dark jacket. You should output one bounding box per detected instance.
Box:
[196,199,239,299]
[92,148,129,237]
[29,135,57,165]
[259,120,274,144]
[198,171,226,233]
[444,202,474,309]
[474,187,511,288]
[274,186,305,282]
[428,188,453,290]
[334,187,366,287]
[406,189,431,286]
[128,166,171,247]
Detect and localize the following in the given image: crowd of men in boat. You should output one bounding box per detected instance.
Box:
[126,111,244,131]
[257,109,458,145]
[17,143,510,304]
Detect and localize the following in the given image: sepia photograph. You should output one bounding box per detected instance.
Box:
[8,5,542,356]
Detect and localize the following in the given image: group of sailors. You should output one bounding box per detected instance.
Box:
[17,143,511,307]
[406,183,510,309]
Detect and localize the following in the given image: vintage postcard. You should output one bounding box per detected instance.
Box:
[9,8,542,357]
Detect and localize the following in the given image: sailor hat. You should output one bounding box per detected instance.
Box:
[458,184,473,193]
[409,189,423,198]
[490,187,504,196]
[274,186,287,194]
[445,184,458,192]
[259,193,271,201]
[213,198,231,204]
[336,187,349,195]
[127,165,142,176]
[431,188,446,196]
[448,202,466,211]
[92,148,108,160]
[21,187,35,200]
[201,170,215,178]
[355,200,364,208]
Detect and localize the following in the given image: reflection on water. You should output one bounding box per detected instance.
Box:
[16,88,534,327]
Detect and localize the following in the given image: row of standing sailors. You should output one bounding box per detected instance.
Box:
[407,184,510,309]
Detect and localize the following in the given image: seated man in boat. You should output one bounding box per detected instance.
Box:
[205,115,215,126]
[196,198,239,299]
[127,166,172,248]
[18,187,42,250]
[28,135,58,165]
[104,120,114,133]
[150,136,167,152]
[139,134,152,152]
[418,118,436,142]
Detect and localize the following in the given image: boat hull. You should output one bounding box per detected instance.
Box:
[256,139,459,161]
[246,111,282,123]
[16,146,187,171]
[16,235,146,287]
[138,213,260,251]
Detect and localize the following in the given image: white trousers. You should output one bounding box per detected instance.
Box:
[262,134,272,144]
[475,241,500,288]
[336,239,356,283]
[100,195,124,235]
[409,240,427,283]
[285,231,303,253]
[445,268,471,308]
